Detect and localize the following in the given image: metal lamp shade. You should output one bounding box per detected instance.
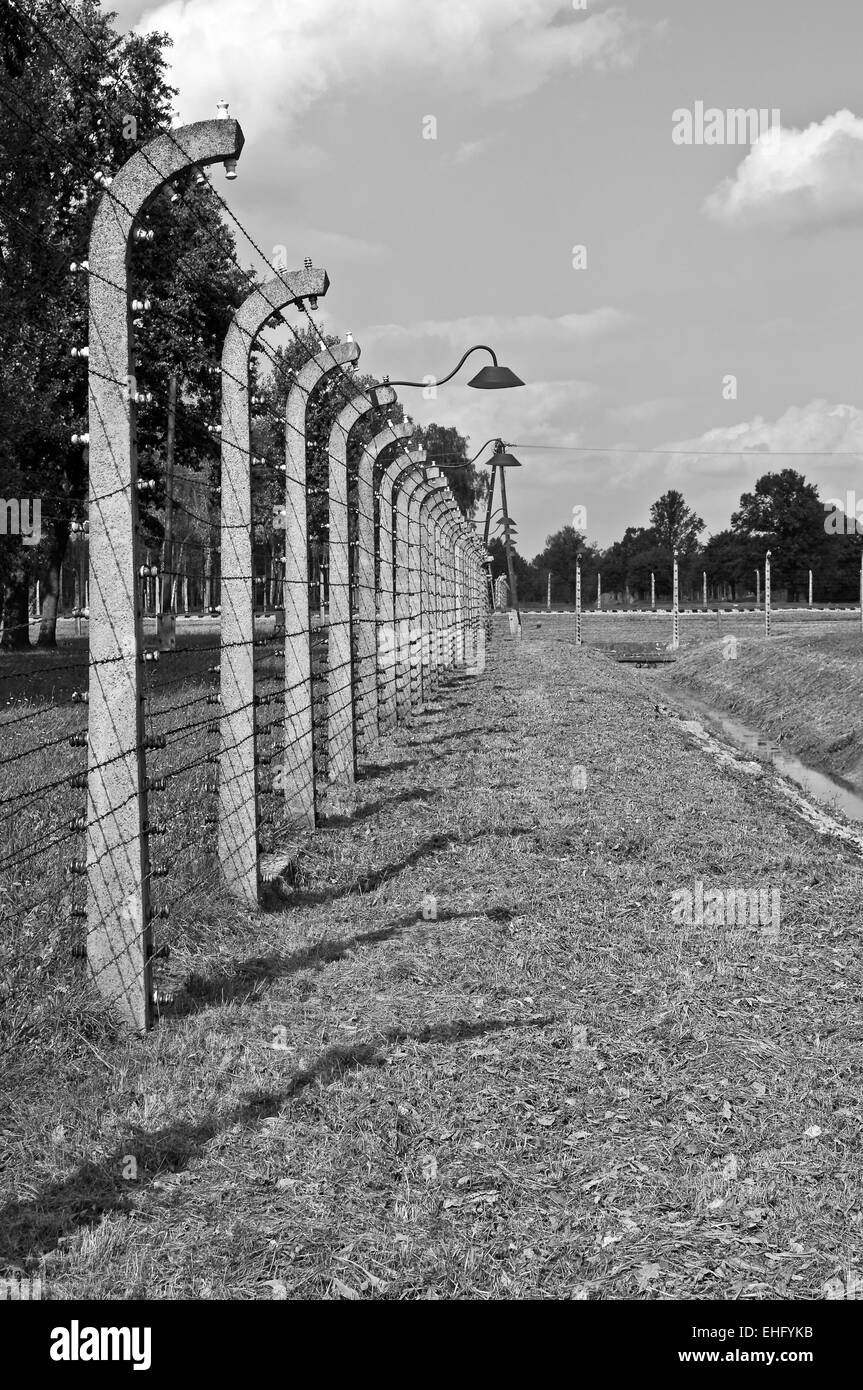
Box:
[467,364,525,389]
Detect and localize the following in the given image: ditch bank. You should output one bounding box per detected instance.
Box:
[656,630,863,784]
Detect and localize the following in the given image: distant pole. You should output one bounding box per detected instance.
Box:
[756,568,761,608]
[672,552,680,650]
[809,569,813,607]
[651,571,655,610]
[575,558,582,646]
[596,572,601,612]
[497,462,520,625]
[703,571,707,608]
[547,570,551,612]
[765,551,772,637]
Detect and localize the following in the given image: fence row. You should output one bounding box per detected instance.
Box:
[72,117,489,1034]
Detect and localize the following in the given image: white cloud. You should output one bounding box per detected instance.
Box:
[405,378,599,460]
[627,401,863,487]
[361,309,632,352]
[605,397,681,428]
[136,0,644,133]
[446,138,493,167]
[290,229,388,263]
[704,109,863,230]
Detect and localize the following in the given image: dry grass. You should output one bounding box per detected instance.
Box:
[2,620,863,1300]
[660,629,863,781]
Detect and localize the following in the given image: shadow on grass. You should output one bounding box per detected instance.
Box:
[182,903,518,1010]
[318,786,438,829]
[401,724,507,747]
[0,1012,555,1269]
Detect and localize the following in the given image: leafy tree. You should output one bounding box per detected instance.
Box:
[0,2,253,644]
[412,423,487,519]
[702,529,760,601]
[731,469,830,602]
[649,489,704,559]
[532,525,598,603]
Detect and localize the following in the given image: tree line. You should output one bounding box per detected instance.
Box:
[495,475,863,606]
[0,1,486,649]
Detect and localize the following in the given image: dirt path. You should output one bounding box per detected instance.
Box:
[5,622,863,1299]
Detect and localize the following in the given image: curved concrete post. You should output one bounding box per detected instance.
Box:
[326,385,396,787]
[390,452,427,721]
[420,481,454,696]
[87,117,244,1036]
[282,340,360,832]
[402,468,435,712]
[219,265,329,905]
[433,495,463,680]
[355,411,397,757]
[437,500,476,672]
[362,424,412,738]
[431,503,457,670]
[464,533,485,663]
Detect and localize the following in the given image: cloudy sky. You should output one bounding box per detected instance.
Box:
[108,0,863,554]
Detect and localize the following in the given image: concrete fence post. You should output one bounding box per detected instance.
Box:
[390,452,426,722]
[86,116,244,1035]
[420,479,453,698]
[219,265,329,904]
[326,385,396,788]
[368,425,412,736]
[282,340,359,831]
[354,413,394,756]
[765,550,772,638]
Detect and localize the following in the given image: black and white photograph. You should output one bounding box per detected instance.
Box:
[1,0,861,1357]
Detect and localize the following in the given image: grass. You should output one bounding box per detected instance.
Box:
[2,619,863,1299]
[658,628,863,782]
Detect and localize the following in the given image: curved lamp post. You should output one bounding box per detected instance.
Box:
[482,443,523,622]
[385,346,524,392]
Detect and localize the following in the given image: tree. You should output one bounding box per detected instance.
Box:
[731,469,830,602]
[0,2,178,645]
[702,529,759,601]
[649,490,704,560]
[0,2,255,643]
[412,423,487,519]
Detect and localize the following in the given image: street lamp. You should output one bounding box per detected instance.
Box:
[385,345,524,392]
[482,441,523,623]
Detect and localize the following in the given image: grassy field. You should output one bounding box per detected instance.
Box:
[655,629,863,783]
[2,621,863,1299]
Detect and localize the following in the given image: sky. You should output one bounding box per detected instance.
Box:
[104,0,863,555]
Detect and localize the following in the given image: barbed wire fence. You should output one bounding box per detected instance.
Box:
[1,101,489,1039]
